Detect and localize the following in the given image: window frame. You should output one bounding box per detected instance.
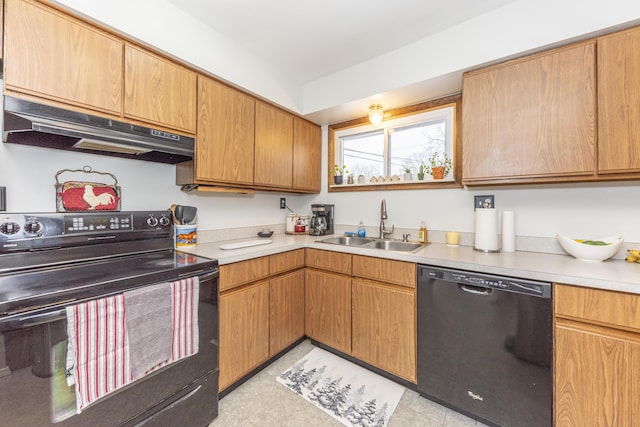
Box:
[328,94,462,192]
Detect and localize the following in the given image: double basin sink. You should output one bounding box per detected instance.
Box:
[316,236,426,253]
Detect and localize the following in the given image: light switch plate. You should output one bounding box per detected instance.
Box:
[474,195,494,210]
[0,187,5,211]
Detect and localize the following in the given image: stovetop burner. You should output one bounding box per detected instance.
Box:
[0,210,217,317]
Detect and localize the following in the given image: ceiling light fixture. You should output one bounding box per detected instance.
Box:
[368,104,384,126]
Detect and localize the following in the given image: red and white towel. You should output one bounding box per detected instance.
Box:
[65,277,200,413]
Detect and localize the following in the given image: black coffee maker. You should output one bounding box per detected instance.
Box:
[309,204,334,236]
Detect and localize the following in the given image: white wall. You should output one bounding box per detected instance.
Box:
[3,1,640,244]
[3,126,639,243]
[303,126,640,242]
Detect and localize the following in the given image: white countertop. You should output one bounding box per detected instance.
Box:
[181,233,640,295]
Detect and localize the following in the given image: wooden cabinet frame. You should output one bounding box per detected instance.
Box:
[328,94,462,192]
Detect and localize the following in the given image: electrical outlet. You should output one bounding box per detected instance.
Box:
[0,187,5,211]
[280,198,286,209]
[474,195,494,210]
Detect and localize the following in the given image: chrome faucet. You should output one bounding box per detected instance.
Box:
[379,199,395,239]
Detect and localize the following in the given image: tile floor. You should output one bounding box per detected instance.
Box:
[209,340,488,427]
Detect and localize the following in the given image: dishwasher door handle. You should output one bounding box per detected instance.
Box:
[458,284,492,296]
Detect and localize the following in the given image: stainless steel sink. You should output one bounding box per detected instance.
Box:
[317,236,426,252]
[362,240,424,252]
[317,236,376,246]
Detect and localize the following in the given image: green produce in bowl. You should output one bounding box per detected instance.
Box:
[581,240,610,246]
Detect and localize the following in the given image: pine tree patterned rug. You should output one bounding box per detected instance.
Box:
[277,347,405,427]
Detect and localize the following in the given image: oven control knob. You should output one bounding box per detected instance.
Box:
[146,216,159,227]
[0,222,20,235]
[159,216,170,227]
[24,221,44,236]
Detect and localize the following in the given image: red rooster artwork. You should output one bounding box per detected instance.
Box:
[83,184,116,210]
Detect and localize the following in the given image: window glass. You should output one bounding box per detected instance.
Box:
[343,130,384,177]
[389,120,445,175]
[334,105,454,185]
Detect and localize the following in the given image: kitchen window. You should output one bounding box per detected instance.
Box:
[328,95,462,192]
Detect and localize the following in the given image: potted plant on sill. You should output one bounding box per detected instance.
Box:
[403,167,412,182]
[417,162,426,180]
[428,152,452,180]
[332,164,348,185]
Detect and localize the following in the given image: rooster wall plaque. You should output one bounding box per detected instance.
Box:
[55,166,121,212]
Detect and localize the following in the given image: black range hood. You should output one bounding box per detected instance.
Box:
[2,96,194,164]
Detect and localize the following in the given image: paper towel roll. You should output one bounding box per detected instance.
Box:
[502,210,515,252]
[475,208,499,251]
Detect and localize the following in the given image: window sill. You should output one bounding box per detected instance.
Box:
[328,179,462,192]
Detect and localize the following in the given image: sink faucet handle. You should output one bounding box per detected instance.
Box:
[402,233,410,242]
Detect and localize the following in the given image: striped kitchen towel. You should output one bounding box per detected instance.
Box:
[65,293,131,412]
[65,276,200,413]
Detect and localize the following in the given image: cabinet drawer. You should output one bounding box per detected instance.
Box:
[555,284,640,332]
[219,257,270,292]
[270,249,305,275]
[352,255,416,288]
[306,248,352,275]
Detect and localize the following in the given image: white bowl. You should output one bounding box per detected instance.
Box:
[557,234,623,262]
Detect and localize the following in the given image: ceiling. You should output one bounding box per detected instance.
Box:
[164,0,517,87]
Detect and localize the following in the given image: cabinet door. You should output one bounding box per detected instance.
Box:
[4,0,123,114]
[293,117,321,192]
[219,280,270,391]
[462,41,596,184]
[352,278,416,382]
[270,249,305,276]
[254,100,293,188]
[219,256,269,292]
[305,269,351,354]
[124,44,197,133]
[598,26,640,175]
[352,255,415,288]
[305,249,352,275]
[195,76,255,185]
[270,269,305,356]
[555,322,640,426]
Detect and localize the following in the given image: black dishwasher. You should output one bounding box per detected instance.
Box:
[417,265,552,427]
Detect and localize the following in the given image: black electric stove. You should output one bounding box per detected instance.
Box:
[0,211,219,426]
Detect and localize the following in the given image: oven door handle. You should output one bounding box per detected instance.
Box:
[190,270,219,281]
[0,308,67,332]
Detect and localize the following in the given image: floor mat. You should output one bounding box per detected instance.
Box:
[277,347,405,427]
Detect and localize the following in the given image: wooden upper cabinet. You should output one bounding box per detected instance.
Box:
[597,26,640,175]
[254,100,294,188]
[124,44,197,133]
[3,0,123,114]
[195,76,255,185]
[293,117,321,192]
[462,41,596,185]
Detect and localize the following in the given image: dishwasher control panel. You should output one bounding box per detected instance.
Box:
[420,265,551,298]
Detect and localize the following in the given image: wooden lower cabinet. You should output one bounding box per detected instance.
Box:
[219,280,269,391]
[554,283,640,426]
[352,278,416,382]
[270,269,305,356]
[555,321,640,426]
[305,268,352,354]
